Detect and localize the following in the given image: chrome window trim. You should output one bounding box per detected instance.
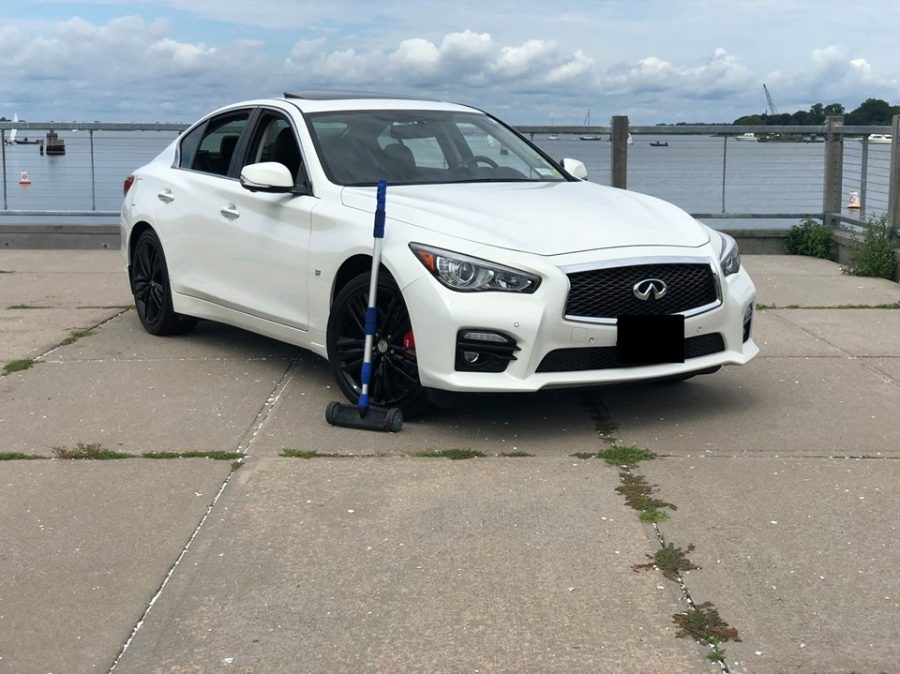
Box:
[559,255,723,325]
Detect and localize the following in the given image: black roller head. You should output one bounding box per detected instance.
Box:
[325,401,403,433]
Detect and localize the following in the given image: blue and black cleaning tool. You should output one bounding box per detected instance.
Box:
[325,180,404,433]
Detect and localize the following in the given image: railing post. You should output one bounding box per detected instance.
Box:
[721,135,728,213]
[822,115,844,226]
[90,129,96,211]
[610,115,629,189]
[1,129,7,211]
[860,136,869,220]
[888,114,900,239]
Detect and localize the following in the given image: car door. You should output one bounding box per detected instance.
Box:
[160,108,255,305]
[204,109,317,330]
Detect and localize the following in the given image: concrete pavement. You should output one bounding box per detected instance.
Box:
[1,251,900,673]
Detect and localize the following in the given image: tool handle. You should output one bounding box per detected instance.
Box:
[373,180,386,239]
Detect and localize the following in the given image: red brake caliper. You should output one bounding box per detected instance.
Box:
[402,330,415,358]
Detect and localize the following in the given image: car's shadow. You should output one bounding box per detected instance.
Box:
[163,319,757,455]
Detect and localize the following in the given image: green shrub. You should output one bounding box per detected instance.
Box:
[785,217,836,260]
[846,214,896,279]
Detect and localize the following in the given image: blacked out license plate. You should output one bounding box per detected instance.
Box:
[616,315,685,365]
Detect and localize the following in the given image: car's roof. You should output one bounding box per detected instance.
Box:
[277,90,478,114]
[284,90,439,102]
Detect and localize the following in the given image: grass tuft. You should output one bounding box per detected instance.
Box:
[0,452,48,461]
[3,359,35,376]
[499,451,533,457]
[414,448,485,460]
[599,444,657,467]
[51,442,133,460]
[639,508,670,524]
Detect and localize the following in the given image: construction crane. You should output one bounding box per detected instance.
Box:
[763,83,778,116]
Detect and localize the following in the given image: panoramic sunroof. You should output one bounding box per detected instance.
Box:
[284,90,439,101]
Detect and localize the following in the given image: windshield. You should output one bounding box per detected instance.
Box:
[306,110,567,186]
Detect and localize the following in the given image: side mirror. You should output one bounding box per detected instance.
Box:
[561,158,588,180]
[240,162,295,193]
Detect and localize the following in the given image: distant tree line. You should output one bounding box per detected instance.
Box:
[734,98,899,125]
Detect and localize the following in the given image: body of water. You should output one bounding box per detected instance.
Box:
[1,130,891,229]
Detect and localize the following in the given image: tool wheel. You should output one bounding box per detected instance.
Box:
[325,401,343,426]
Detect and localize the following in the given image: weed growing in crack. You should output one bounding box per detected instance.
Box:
[60,329,93,346]
[142,451,243,461]
[414,449,485,460]
[3,359,35,376]
[499,451,533,457]
[633,542,699,581]
[51,442,133,460]
[673,601,740,644]
[281,450,340,459]
[579,390,619,440]
[616,472,676,520]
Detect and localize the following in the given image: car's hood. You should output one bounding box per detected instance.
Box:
[341,181,709,255]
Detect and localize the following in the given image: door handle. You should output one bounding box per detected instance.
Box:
[220,204,240,219]
[157,189,174,203]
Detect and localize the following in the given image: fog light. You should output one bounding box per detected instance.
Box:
[455,329,519,372]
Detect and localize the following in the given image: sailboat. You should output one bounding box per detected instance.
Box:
[4,114,18,145]
[580,109,602,141]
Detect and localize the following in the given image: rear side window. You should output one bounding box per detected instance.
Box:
[179,111,251,176]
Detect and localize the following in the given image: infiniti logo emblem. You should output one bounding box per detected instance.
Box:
[633,278,668,301]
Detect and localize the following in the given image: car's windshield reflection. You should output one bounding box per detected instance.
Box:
[306,110,566,186]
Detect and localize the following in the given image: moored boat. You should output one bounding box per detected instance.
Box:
[868,134,892,144]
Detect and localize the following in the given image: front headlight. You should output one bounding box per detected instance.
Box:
[719,232,741,276]
[410,243,541,293]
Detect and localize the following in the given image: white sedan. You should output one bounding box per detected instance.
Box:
[121,91,758,415]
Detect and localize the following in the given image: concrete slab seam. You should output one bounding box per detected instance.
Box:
[106,464,239,673]
[773,311,900,388]
[35,306,133,361]
[236,360,297,455]
[648,520,729,672]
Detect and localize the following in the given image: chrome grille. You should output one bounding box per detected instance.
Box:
[565,263,718,320]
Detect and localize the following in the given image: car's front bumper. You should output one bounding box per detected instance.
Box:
[403,252,757,393]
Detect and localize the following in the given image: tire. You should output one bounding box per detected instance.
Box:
[326,272,429,416]
[130,229,197,336]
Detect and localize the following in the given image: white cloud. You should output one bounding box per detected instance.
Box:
[1,14,898,124]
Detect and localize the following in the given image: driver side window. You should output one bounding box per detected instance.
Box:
[181,111,250,176]
[245,114,303,183]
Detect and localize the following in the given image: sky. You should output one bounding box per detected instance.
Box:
[1,0,898,125]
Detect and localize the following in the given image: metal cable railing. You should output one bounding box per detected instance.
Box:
[2,121,897,236]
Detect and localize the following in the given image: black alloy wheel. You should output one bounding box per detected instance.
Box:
[326,273,428,416]
[130,229,197,336]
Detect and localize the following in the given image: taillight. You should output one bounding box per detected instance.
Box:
[123,175,135,196]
